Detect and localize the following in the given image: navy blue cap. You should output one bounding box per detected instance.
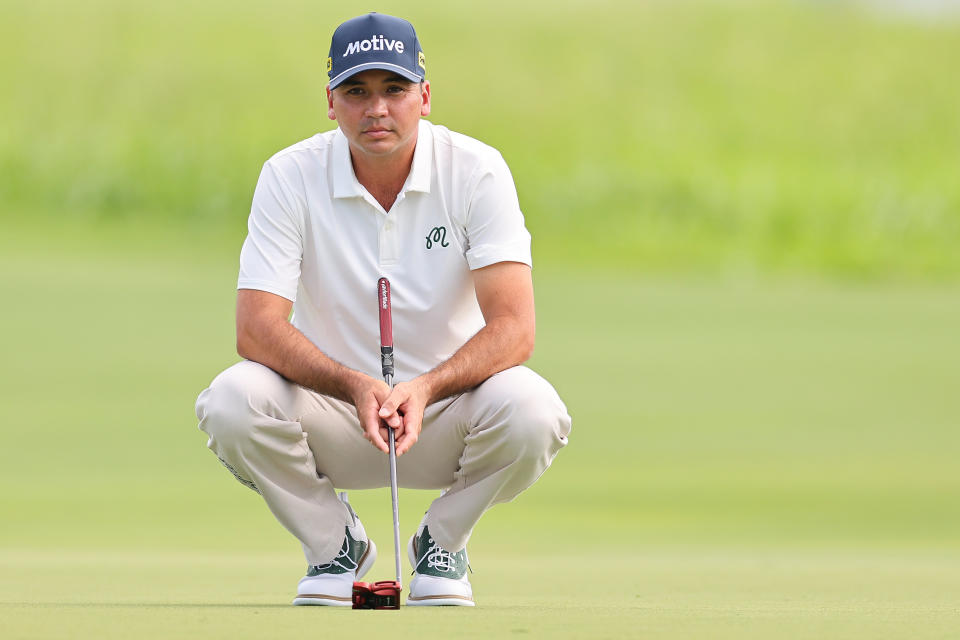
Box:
[327,13,425,89]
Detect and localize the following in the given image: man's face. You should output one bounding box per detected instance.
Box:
[327,70,431,161]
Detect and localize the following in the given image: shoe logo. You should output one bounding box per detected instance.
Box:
[425,226,449,249]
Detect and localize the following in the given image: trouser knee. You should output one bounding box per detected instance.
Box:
[506,394,571,463]
[195,360,288,451]
[474,367,572,461]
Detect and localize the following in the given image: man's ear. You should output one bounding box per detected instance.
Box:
[326,85,337,121]
[420,81,431,117]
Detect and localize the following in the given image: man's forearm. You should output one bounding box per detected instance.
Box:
[419,314,534,404]
[237,314,366,403]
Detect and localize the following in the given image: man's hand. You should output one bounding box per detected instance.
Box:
[351,376,395,453]
[377,378,432,456]
[359,261,534,456]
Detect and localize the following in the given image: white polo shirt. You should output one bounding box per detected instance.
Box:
[238,120,532,382]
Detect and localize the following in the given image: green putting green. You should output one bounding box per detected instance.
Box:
[1,227,958,637]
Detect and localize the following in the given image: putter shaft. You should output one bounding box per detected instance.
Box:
[384,372,402,587]
[387,417,402,586]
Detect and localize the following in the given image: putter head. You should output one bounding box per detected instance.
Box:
[352,580,402,610]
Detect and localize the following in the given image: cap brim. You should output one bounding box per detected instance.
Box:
[329,62,423,89]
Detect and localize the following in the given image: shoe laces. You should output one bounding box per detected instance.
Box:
[417,536,457,574]
[311,537,357,573]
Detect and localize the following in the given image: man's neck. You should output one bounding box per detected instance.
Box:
[350,142,416,213]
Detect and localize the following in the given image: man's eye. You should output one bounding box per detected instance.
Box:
[386,85,405,94]
[346,88,365,96]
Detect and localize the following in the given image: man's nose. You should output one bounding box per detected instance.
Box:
[365,94,388,117]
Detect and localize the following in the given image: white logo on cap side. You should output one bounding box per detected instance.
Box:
[343,34,405,57]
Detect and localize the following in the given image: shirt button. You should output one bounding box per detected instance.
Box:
[385,221,393,231]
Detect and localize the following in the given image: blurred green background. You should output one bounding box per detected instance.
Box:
[2,0,958,638]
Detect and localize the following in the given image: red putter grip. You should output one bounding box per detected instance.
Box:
[378,278,393,348]
[378,278,395,380]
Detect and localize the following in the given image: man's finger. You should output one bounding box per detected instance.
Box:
[380,411,402,428]
[394,413,422,456]
[378,392,406,427]
[367,427,388,453]
[396,431,419,456]
[361,409,389,452]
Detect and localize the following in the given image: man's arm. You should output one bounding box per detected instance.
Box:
[236,288,395,453]
[378,260,536,455]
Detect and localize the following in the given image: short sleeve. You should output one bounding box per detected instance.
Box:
[237,161,304,301]
[463,152,532,270]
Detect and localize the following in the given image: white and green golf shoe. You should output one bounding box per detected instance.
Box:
[406,523,474,606]
[293,492,376,606]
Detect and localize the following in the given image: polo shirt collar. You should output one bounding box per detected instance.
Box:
[331,121,433,199]
[331,129,363,199]
[405,120,433,194]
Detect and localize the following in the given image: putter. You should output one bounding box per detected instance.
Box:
[353,277,402,610]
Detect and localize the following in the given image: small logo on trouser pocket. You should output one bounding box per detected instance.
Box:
[217,456,260,494]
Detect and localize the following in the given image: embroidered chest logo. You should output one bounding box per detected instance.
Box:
[425,226,449,249]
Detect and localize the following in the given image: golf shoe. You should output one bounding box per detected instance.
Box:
[293,492,376,605]
[406,523,474,606]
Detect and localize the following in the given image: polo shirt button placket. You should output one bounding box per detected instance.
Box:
[379,214,399,266]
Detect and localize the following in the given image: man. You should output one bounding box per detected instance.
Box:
[195,12,571,607]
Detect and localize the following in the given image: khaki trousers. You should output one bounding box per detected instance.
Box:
[195,361,571,565]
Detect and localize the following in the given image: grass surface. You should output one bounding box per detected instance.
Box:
[1,224,958,637]
[3,549,958,639]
